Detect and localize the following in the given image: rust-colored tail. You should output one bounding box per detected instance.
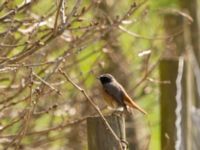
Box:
[123,92,147,115]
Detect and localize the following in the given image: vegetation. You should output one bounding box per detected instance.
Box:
[0,0,199,150]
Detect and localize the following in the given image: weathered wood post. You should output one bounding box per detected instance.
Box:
[160,59,178,150]
[160,58,188,150]
[87,114,126,150]
[160,11,191,150]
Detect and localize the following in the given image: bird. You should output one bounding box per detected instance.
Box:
[98,73,147,115]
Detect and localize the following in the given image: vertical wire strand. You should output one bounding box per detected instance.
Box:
[175,56,184,150]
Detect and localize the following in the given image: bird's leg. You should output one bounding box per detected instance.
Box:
[125,105,133,114]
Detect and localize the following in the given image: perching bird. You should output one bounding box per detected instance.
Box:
[98,74,147,114]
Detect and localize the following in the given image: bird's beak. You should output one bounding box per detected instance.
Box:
[96,77,100,80]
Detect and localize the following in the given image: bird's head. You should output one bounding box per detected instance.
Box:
[97,74,114,85]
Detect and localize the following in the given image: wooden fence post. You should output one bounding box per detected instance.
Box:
[160,59,178,150]
[87,114,126,150]
[159,59,188,150]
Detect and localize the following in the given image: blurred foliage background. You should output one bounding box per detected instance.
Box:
[0,0,199,150]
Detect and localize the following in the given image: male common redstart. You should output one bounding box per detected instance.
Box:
[98,74,147,114]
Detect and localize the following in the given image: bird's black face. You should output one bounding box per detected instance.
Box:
[98,74,113,84]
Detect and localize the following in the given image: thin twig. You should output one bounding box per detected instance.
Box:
[0,116,88,138]
[32,71,63,96]
[54,0,64,34]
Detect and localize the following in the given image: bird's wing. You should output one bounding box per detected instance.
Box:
[122,89,147,115]
[103,82,125,106]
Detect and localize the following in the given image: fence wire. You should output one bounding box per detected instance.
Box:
[175,56,184,150]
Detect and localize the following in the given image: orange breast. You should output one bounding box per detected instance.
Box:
[101,89,118,108]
